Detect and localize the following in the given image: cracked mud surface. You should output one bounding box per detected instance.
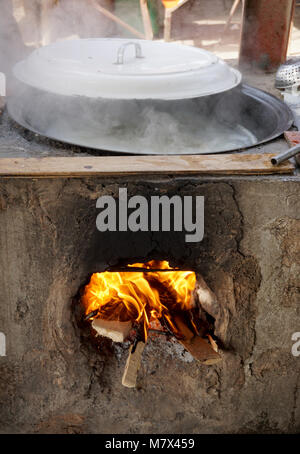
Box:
[0,176,299,433]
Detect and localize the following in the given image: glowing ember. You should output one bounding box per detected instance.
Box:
[81,260,196,340]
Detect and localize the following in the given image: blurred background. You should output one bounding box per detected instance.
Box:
[1,0,300,86]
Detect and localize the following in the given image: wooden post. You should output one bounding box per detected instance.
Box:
[90,0,145,39]
[164,8,172,42]
[140,0,154,40]
[239,0,295,71]
[163,0,190,42]
[224,0,243,32]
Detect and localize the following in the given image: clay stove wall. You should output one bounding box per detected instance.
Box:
[0,175,299,433]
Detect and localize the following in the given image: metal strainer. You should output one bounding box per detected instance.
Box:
[275,58,300,89]
[272,58,300,166]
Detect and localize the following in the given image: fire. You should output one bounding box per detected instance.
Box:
[81,260,196,340]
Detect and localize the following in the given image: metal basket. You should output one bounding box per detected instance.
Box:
[275,58,300,90]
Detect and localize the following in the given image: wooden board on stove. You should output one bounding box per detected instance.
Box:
[284,130,300,147]
[283,131,300,165]
[0,153,294,177]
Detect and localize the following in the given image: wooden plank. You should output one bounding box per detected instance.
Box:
[224,0,242,32]
[122,341,145,388]
[180,336,222,365]
[90,0,145,39]
[173,314,221,365]
[140,0,153,40]
[284,131,300,166]
[284,131,300,147]
[163,8,172,42]
[0,153,294,177]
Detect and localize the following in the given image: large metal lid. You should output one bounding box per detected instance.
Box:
[13,38,242,100]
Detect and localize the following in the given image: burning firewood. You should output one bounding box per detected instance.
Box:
[194,275,221,320]
[122,341,146,388]
[173,314,221,365]
[181,337,221,365]
[89,315,146,388]
[122,323,147,388]
[91,318,132,343]
[81,261,222,388]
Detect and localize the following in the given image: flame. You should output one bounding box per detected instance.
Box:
[81,261,196,340]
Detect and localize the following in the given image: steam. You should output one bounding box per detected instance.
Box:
[8,83,257,154]
[137,103,257,154]
[46,104,257,154]
[0,0,28,79]
[0,0,116,81]
[2,1,257,155]
[40,0,116,45]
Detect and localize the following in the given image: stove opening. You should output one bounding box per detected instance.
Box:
[79,260,221,388]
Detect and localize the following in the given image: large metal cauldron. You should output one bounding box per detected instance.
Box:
[7,39,293,155]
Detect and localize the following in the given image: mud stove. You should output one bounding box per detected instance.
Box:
[0,37,299,435]
[0,165,299,434]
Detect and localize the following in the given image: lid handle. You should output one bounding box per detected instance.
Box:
[115,42,144,65]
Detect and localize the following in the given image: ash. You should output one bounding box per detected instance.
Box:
[146,337,194,363]
[113,336,194,364]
